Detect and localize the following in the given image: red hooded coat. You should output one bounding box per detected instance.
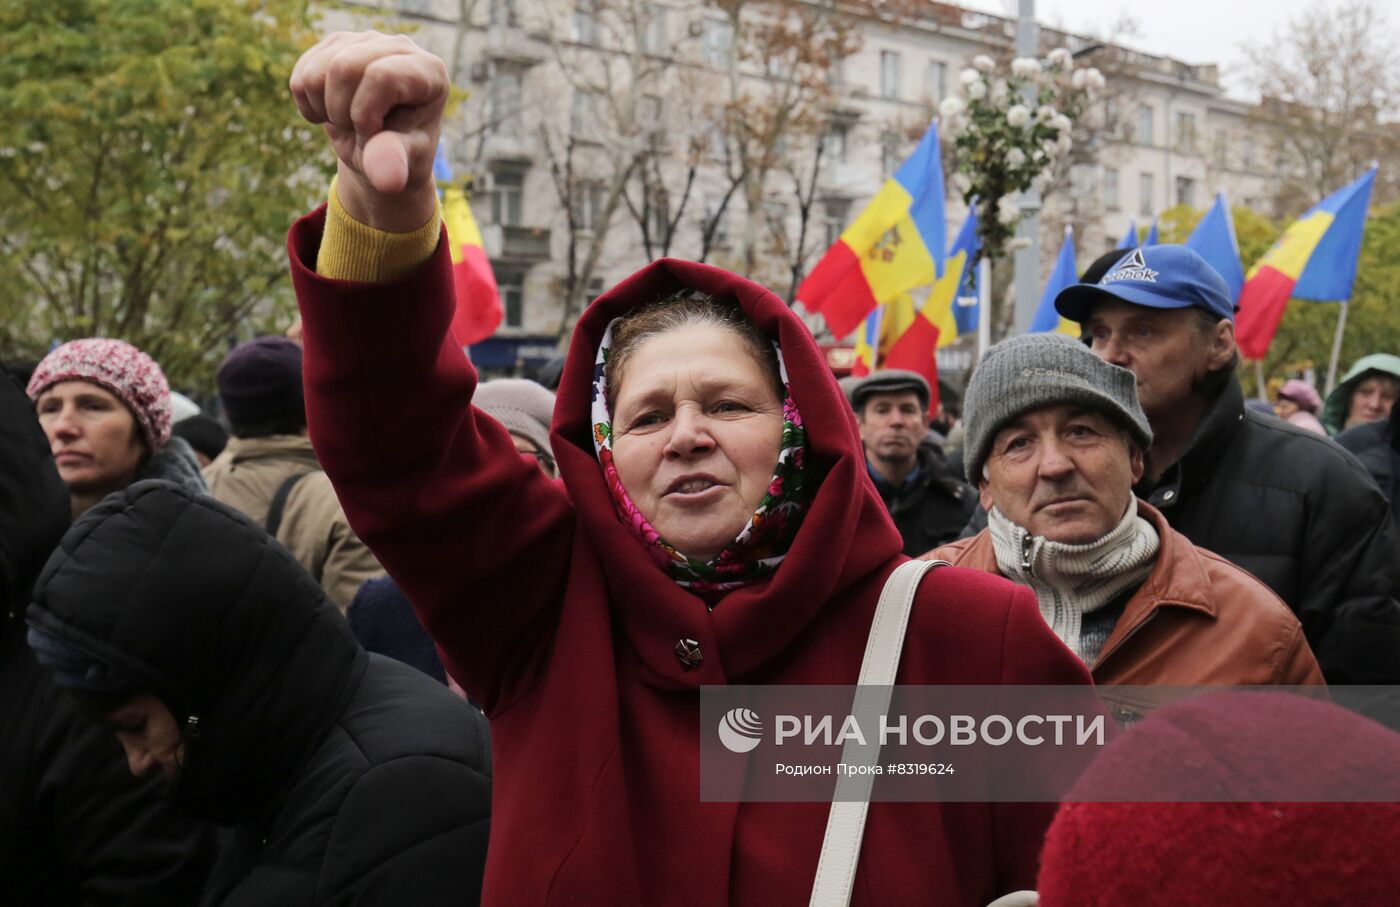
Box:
[289,207,1092,906]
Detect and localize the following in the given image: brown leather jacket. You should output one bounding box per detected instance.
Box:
[923,502,1325,690]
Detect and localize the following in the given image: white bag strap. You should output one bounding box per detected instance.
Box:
[808,558,950,907]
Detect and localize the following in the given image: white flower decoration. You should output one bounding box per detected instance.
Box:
[960,67,982,86]
[1006,147,1027,168]
[939,96,967,119]
[1006,105,1031,127]
[989,79,1010,105]
[1011,57,1042,78]
[1047,48,1073,69]
[1036,104,1058,124]
[973,54,997,72]
[1071,69,1088,89]
[967,80,987,100]
[1085,68,1106,92]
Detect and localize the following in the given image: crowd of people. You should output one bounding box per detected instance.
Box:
[4,29,1400,907]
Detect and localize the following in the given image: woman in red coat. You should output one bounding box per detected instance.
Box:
[288,31,1092,906]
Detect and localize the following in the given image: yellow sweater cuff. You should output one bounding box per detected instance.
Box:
[315,176,443,283]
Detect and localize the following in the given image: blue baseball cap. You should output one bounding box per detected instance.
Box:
[1055,245,1235,324]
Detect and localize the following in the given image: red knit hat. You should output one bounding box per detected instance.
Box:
[27,339,173,450]
[1038,692,1400,906]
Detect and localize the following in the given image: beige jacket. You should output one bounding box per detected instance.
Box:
[204,435,383,610]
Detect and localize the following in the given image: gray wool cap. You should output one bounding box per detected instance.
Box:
[475,378,556,459]
[962,333,1153,483]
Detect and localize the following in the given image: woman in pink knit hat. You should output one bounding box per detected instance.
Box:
[27,338,205,518]
[1274,378,1328,436]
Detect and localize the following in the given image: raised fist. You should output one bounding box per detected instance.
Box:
[290,31,448,231]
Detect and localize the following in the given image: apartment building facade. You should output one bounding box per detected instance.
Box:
[321,0,1276,372]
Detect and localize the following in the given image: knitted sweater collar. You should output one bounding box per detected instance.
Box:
[988,498,1159,664]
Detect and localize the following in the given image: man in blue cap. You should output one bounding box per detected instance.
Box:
[1054,245,1400,685]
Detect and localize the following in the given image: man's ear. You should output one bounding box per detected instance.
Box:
[1208,319,1237,371]
[978,478,995,513]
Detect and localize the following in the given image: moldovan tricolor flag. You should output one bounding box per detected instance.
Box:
[442,186,504,347]
[797,122,946,339]
[1235,167,1377,359]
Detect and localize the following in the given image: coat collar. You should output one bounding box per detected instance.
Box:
[552,258,904,687]
[1137,377,1245,508]
[942,501,1215,632]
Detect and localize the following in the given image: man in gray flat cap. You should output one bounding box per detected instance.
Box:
[848,369,975,555]
[923,334,1321,693]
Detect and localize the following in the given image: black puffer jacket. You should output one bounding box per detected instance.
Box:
[1337,417,1400,531]
[28,481,492,906]
[875,441,978,556]
[0,378,213,905]
[1136,377,1400,683]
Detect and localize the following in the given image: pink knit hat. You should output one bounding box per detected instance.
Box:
[1278,378,1323,414]
[27,339,173,450]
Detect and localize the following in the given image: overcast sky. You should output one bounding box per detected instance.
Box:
[955,0,1396,100]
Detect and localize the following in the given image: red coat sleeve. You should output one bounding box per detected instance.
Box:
[288,207,575,713]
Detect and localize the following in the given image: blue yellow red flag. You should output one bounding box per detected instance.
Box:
[1235,167,1376,359]
[798,122,947,338]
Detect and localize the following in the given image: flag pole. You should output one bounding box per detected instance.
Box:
[977,254,992,360]
[1325,300,1350,395]
[1254,360,1267,401]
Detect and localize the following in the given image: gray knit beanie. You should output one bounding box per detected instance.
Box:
[475,378,556,458]
[962,333,1152,483]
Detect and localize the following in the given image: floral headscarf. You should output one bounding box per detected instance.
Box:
[590,317,811,591]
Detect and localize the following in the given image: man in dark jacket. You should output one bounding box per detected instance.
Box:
[1055,244,1400,684]
[849,370,977,555]
[1338,415,1400,532]
[0,377,213,905]
[27,481,492,906]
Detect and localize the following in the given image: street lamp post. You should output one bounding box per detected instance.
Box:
[1011,0,1040,337]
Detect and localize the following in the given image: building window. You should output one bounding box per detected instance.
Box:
[1102,167,1120,210]
[703,196,729,245]
[1138,172,1154,218]
[573,0,598,44]
[572,181,605,231]
[1070,163,1095,199]
[823,122,848,165]
[644,4,668,55]
[880,50,901,99]
[880,131,901,177]
[639,95,662,131]
[498,269,524,327]
[703,18,733,68]
[1137,106,1154,146]
[1175,176,1197,208]
[646,189,670,242]
[823,199,850,248]
[1243,138,1255,170]
[764,200,789,253]
[489,69,523,137]
[488,0,516,26]
[1213,131,1228,167]
[1175,111,1196,150]
[927,60,947,101]
[571,88,602,137]
[491,170,524,226]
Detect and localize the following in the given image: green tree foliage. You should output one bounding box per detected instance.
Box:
[0,0,329,389]
[1157,201,1400,395]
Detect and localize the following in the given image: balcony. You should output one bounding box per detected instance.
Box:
[482,224,552,263]
[484,25,548,66]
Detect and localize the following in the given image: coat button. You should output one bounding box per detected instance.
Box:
[1163,491,1175,501]
[675,638,703,671]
